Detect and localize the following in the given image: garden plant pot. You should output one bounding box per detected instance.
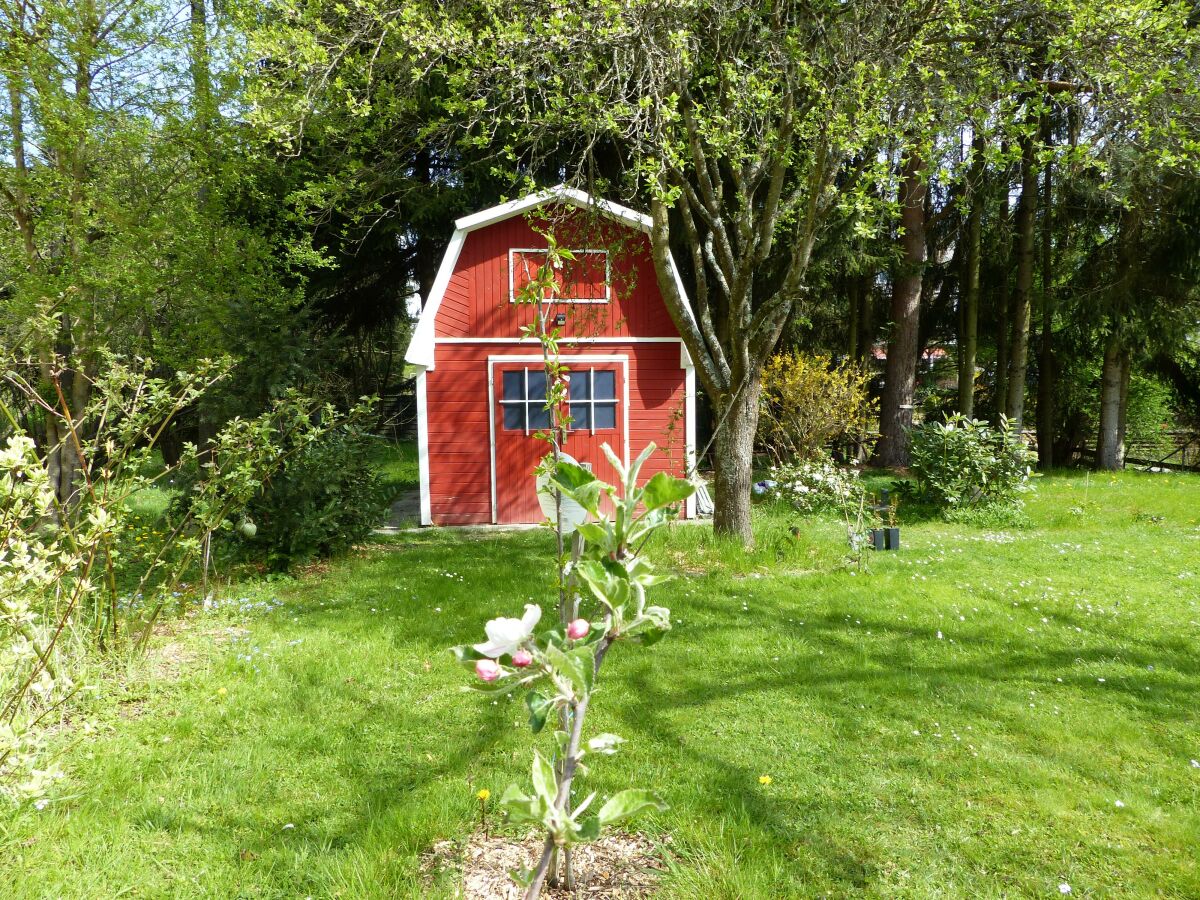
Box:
[885,527,900,550]
[870,528,886,551]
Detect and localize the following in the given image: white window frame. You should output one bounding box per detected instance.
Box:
[508,248,610,304]
[497,366,551,436]
[567,368,619,435]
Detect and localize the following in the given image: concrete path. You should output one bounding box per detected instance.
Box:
[374,489,420,535]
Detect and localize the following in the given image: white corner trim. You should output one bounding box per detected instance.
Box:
[665,249,701,335]
[405,229,466,371]
[487,364,498,523]
[415,369,432,525]
[684,364,697,519]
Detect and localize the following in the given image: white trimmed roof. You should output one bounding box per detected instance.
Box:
[405,186,683,371]
[453,184,652,234]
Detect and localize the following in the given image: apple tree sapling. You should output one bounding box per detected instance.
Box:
[451,443,693,899]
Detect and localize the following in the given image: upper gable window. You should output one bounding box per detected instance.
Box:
[510,249,609,304]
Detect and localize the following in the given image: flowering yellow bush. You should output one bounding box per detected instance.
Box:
[759,351,877,463]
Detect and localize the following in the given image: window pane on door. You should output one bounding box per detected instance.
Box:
[528,403,550,430]
[502,405,525,431]
[526,370,547,400]
[502,371,524,401]
[593,402,617,430]
[569,403,590,430]
[593,370,616,400]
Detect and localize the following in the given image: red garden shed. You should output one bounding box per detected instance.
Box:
[405,186,697,525]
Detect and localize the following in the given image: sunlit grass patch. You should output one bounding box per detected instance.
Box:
[2,469,1198,898]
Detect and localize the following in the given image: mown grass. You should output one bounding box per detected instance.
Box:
[2,470,1198,898]
[370,437,420,503]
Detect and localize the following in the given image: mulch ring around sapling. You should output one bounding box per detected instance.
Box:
[422,830,669,898]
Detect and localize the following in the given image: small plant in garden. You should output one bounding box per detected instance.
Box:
[902,415,1037,509]
[842,491,873,570]
[765,451,865,514]
[451,444,693,899]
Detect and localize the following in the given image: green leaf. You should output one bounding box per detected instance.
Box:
[526,690,553,734]
[573,521,612,549]
[499,783,544,826]
[575,559,631,613]
[586,733,625,755]
[553,728,571,758]
[568,644,596,693]
[543,643,589,697]
[597,789,667,826]
[449,644,487,664]
[601,443,627,484]
[627,555,673,587]
[532,749,558,806]
[551,476,603,515]
[575,815,602,841]
[553,460,597,491]
[642,471,695,511]
[467,671,542,696]
[625,605,671,645]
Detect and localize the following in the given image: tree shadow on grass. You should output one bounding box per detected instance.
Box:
[591,589,1200,884]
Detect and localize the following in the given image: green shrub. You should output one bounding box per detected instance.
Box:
[943,502,1033,529]
[240,424,388,570]
[762,452,865,514]
[903,415,1037,508]
[759,351,877,462]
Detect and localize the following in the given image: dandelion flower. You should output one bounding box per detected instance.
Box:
[758,775,772,786]
[477,788,490,802]
[217,687,227,696]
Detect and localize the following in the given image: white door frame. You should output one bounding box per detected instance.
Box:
[487,353,630,524]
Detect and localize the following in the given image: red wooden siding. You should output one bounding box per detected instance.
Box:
[511,249,609,302]
[426,343,688,525]
[434,208,678,342]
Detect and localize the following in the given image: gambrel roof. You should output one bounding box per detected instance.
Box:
[404,185,694,371]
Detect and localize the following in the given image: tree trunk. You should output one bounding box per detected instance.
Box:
[876,147,927,468]
[1006,136,1037,427]
[958,134,984,418]
[847,276,860,359]
[1035,158,1055,469]
[856,274,874,361]
[1117,348,1131,460]
[1096,333,1126,470]
[712,376,762,545]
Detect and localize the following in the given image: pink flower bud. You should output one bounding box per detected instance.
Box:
[511,649,533,668]
[475,659,501,682]
[566,619,590,640]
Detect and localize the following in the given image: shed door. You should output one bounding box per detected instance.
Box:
[491,358,626,525]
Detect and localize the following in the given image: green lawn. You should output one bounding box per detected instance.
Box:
[3,471,1199,898]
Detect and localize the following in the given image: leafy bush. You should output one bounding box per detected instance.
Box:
[239,423,387,569]
[904,415,1037,508]
[943,502,1033,529]
[759,351,877,462]
[762,451,865,513]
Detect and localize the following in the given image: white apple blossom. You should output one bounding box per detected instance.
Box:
[474,604,542,658]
